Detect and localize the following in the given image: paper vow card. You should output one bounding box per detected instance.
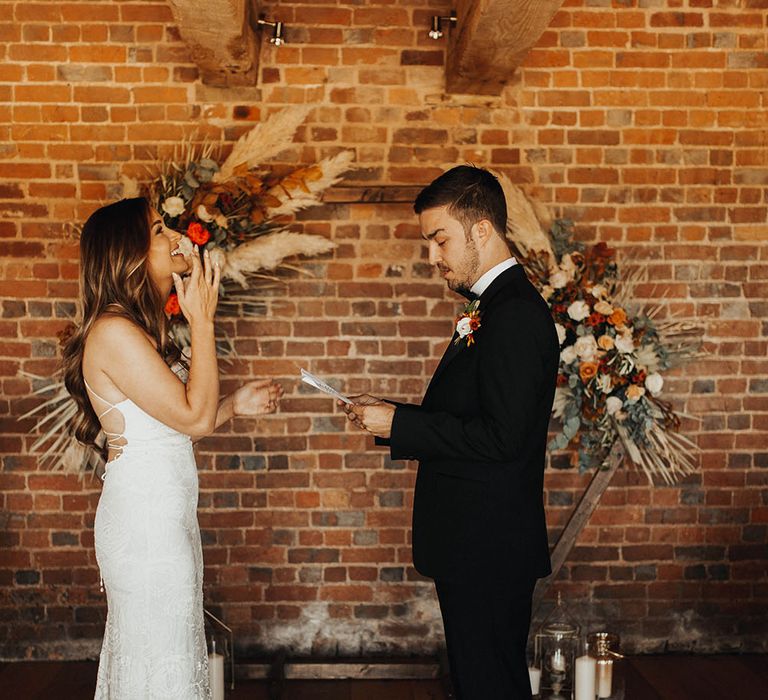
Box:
[300,369,352,404]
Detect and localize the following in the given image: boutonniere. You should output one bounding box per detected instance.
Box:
[454,299,481,347]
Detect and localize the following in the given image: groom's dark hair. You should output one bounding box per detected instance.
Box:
[414,165,507,238]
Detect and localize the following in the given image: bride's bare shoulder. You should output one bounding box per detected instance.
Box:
[87,313,154,352]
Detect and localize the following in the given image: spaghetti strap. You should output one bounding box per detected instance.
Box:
[83,377,116,408]
[83,377,118,421]
[83,377,127,461]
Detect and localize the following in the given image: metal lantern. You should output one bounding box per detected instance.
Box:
[534,592,581,699]
[587,631,623,699]
[205,608,235,700]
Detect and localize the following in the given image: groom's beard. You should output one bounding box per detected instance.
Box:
[438,239,479,298]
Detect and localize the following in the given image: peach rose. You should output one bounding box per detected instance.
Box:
[598,334,615,351]
[594,300,613,316]
[626,384,646,402]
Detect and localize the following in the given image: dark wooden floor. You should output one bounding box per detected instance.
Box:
[1,655,766,699]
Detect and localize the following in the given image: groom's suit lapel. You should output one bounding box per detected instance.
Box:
[428,329,463,387]
[425,264,525,393]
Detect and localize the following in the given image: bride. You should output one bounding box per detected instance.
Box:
[61,198,283,699]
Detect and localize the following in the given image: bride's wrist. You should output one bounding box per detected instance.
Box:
[189,318,215,335]
[225,392,238,419]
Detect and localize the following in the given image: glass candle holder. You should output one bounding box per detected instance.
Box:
[534,592,580,699]
[205,608,234,700]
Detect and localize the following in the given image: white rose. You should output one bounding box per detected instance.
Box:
[555,323,566,346]
[196,204,214,222]
[456,316,472,338]
[635,344,660,372]
[574,334,598,360]
[645,372,664,396]
[161,196,185,217]
[540,285,554,300]
[594,300,613,316]
[560,345,577,365]
[567,300,590,322]
[615,333,635,354]
[596,373,612,394]
[177,235,194,257]
[606,396,623,415]
[550,270,568,289]
[589,284,607,299]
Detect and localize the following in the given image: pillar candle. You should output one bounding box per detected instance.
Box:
[574,654,596,700]
[551,649,566,672]
[528,666,541,695]
[209,649,225,700]
[597,659,613,698]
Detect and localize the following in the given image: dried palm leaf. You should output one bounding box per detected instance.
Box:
[215,106,312,183]
[266,151,355,218]
[18,371,99,473]
[491,169,553,258]
[614,417,698,486]
[224,231,335,288]
[121,175,141,199]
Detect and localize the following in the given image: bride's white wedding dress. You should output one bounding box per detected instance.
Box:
[87,378,210,699]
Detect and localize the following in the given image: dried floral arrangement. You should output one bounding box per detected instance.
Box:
[24,106,354,472]
[142,105,351,352]
[495,172,702,484]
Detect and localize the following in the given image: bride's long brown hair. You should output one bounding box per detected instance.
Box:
[62,197,183,456]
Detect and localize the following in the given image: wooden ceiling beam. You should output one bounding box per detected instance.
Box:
[166,0,260,87]
[446,0,565,95]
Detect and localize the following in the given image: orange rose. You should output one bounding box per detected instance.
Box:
[608,307,627,327]
[626,384,646,402]
[187,221,210,245]
[165,292,181,316]
[579,361,598,383]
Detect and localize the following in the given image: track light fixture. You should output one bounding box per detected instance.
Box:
[428,13,457,40]
[256,17,285,46]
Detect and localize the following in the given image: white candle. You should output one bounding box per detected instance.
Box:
[574,654,596,700]
[551,649,566,672]
[597,659,613,698]
[528,666,541,695]
[209,649,225,700]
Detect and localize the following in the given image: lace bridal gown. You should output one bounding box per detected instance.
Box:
[87,377,210,699]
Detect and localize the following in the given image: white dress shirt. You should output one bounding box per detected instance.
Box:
[470,257,517,298]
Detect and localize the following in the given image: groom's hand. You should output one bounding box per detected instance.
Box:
[336,394,382,430]
[338,394,380,431]
[339,394,395,438]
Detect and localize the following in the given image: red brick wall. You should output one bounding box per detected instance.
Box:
[1,0,767,659]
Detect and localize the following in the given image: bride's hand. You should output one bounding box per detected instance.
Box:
[233,379,284,416]
[172,246,220,327]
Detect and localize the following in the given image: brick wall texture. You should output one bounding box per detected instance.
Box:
[1,0,767,660]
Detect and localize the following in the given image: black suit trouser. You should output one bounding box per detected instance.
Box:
[435,576,536,700]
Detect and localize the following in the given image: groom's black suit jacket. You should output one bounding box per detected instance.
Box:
[380,264,558,583]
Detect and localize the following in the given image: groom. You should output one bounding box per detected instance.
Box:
[342,165,559,699]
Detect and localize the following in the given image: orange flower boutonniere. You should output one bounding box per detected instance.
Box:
[454,299,481,347]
